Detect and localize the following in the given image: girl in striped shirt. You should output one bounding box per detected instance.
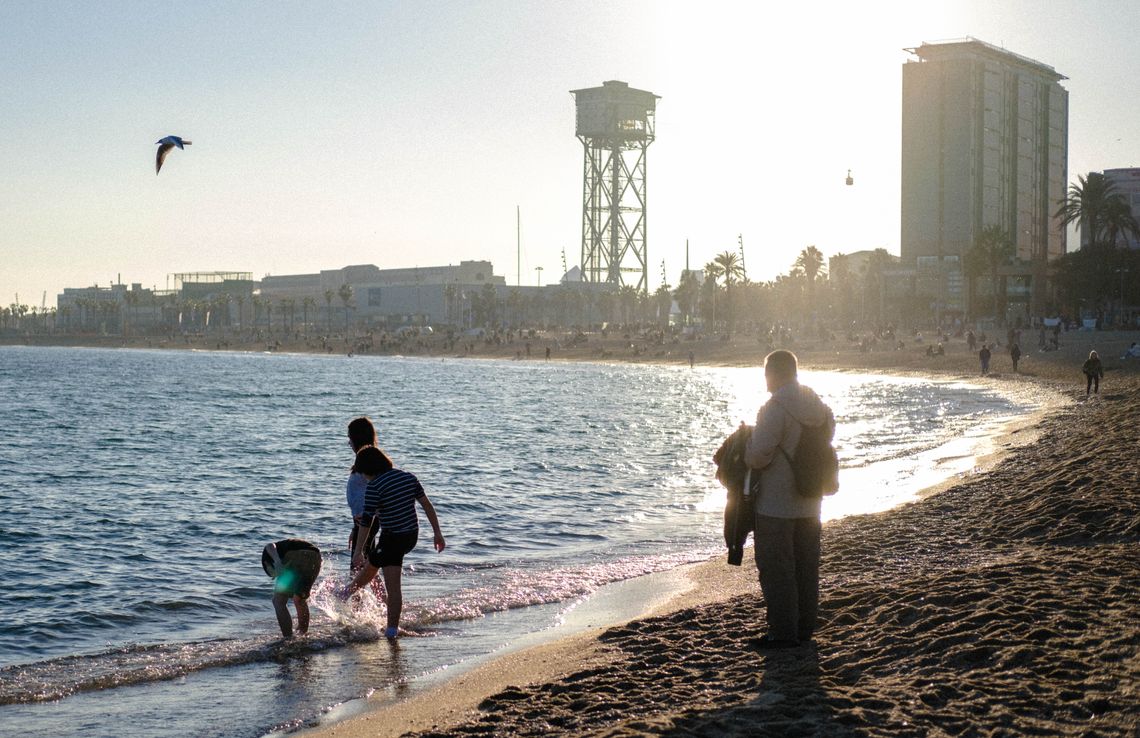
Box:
[344,446,445,639]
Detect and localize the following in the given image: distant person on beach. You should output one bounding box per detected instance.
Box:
[744,350,836,649]
[1082,350,1104,396]
[343,446,446,639]
[1010,343,1021,373]
[979,344,992,375]
[262,539,322,639]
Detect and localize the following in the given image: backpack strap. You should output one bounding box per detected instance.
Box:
[771,398,800,467]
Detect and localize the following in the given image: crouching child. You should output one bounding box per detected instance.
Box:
[262,539,323,639]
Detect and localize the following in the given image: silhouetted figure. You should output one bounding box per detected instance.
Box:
[744,350,836,649]
[979,344,991,375]
[1010,343,1021,372]
[1082,350,1104,396]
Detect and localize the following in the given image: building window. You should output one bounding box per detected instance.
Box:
[368,288,382,307]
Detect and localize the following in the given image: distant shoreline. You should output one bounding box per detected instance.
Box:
[4,328,1139,387]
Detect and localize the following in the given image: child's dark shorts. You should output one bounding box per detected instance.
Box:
[367,529,418,568]
[274,549,323,598]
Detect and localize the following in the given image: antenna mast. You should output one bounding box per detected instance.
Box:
[738,234,747,282]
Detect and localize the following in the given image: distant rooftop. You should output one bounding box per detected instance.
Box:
[904,37,1066,82]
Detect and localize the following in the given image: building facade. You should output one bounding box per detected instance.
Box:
[1081,168,1140,250]
[901,38,1068,321]
[259,260,508,328]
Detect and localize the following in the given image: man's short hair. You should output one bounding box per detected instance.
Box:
[764,350,798,380]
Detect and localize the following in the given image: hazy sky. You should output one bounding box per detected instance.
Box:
[3,0,1138,305]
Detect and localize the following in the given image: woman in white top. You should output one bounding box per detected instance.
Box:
[346,417,379,578]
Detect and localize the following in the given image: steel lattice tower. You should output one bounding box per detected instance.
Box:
[571,81,659,293]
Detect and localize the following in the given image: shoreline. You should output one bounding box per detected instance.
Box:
[3,327,1139,384]
[297,379,1067,738]
[303,371,1138,737]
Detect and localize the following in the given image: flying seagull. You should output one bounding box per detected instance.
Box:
[155,135,192,174]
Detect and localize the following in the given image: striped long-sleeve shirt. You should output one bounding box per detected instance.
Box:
[362,468,424,534]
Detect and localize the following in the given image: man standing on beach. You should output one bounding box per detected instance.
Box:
[745,350,835,649]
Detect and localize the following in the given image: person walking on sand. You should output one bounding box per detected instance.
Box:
[1010,343,1021,373]
[343,446,445,639]
[1082,350,1104,396]
[745,350,836,649]
[979,344,992,375]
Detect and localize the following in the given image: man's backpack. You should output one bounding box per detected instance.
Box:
[777,406,839,498]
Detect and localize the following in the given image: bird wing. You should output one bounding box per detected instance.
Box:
[156,142,174,174]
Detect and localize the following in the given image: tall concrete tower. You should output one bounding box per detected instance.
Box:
[571,80,660,293]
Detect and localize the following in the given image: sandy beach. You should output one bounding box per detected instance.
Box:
[7,331,1139,736]
[282,332,1139,737]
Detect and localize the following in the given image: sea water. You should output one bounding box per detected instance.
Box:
[0,346,1042,737]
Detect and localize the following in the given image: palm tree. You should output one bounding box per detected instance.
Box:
[335,282,353,333]
[618,285,640,326]
[795,246,826,314]
[301,297,316,335]
[709,251,745,335]
[828,253,853,324]
[654,284,672,327]
[251,296,263,332]
[324,289,335,332]
[235,294,246,335]
[673,271,699,327]
[972,225,1015,323]
[1054,172,1127,249]
[1103,196,1140,249]
[278,298,290,333]
[123,290,139,338]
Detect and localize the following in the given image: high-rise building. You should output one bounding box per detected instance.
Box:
[901,38,1068,319]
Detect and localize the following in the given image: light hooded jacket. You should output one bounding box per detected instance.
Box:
[744,380,836,519]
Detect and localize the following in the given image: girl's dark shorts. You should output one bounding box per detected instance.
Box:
[367,529,418,568]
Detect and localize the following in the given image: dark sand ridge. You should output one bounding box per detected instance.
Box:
[299,340,1138,738]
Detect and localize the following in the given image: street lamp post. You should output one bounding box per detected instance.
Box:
[535,266,543,287]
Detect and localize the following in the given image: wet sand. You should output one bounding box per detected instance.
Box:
[299,340,1139,737]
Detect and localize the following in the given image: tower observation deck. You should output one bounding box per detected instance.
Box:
[571,80,659,293]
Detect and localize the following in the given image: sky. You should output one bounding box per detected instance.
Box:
[3,0,1139,306]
